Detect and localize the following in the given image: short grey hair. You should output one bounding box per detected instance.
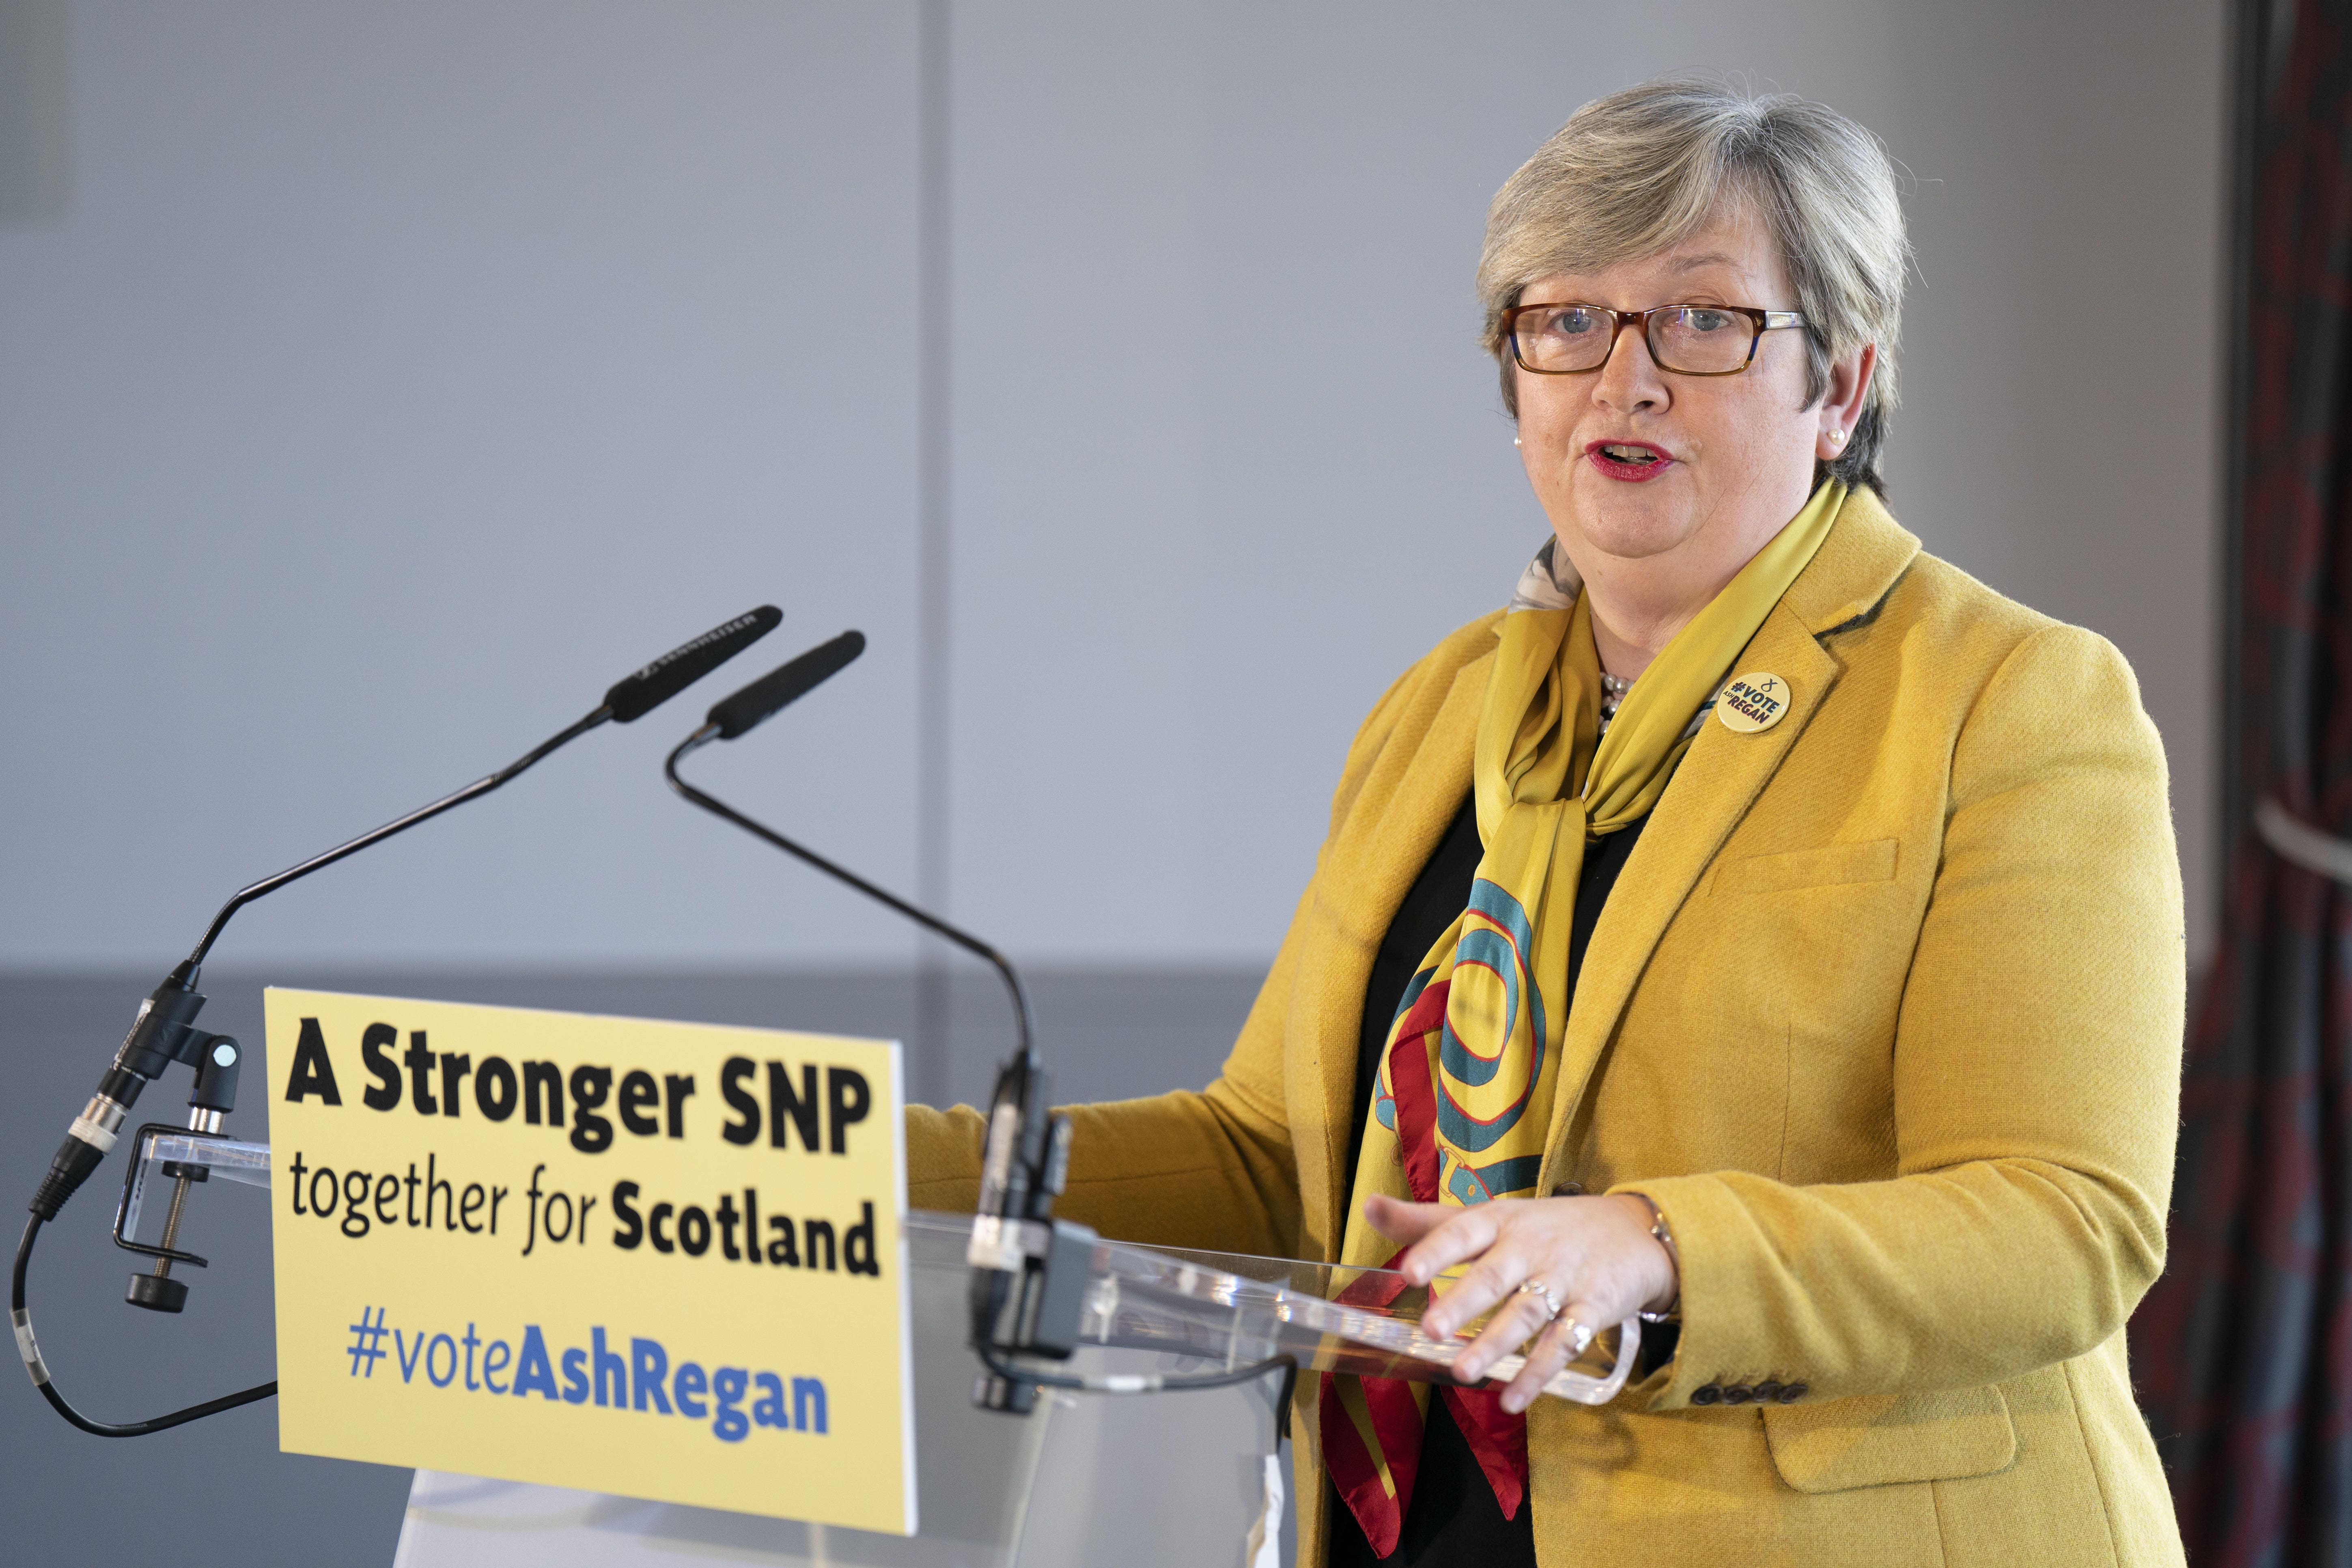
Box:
[1477,79,1910,494]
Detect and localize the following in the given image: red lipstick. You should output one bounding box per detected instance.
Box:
[1584,439,1674,482]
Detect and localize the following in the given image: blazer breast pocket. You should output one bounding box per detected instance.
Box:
[1714,838,1899,897]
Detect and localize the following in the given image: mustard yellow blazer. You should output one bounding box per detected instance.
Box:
[909,490,2186,1568]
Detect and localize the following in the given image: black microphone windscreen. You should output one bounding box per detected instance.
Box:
[709,630,866,740]
[605,605,783,723]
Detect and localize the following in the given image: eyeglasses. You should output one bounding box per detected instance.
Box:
[1502,302,1805,377]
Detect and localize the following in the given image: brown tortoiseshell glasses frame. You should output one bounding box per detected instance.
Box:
[1503,302,1807,377]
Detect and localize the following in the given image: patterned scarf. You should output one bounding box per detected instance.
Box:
[1320,481,1846,1553]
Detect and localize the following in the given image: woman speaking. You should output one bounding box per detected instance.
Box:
[911,79,2184,1567]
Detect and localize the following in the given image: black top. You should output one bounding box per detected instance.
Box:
[1327,794,1648,1568]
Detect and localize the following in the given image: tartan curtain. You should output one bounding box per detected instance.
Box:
[2131,3,2352,1562]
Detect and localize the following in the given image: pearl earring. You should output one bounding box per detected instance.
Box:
[1514,435,1523,447]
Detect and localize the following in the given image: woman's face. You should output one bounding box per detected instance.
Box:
[1512,203,1869,593]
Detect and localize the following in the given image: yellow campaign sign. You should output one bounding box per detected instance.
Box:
[263,989,914,1534]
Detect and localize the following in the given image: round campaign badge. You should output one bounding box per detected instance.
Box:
[1716,672,1792,734]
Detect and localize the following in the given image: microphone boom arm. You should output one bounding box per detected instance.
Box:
[663,727,1034,1064]
[185,706,611,973]
[665,642,1293,1414]
[17,606,785,1439]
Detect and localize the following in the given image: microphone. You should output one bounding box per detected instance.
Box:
[607,606,784,723]
[16,605,780,1439]
[663,630,1032,1061]
[666,636,1289,1414]
[709,630,867,740]
[661,635,1056,1411]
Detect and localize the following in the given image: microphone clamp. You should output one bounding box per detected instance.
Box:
[30,971,220,1224]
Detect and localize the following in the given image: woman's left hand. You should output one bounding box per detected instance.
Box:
[1365,1190,1678,1414]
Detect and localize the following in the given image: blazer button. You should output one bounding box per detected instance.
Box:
[1754,1381,1783,1403]
[1691,1385,1722,1406]
[1552,1181,1585,1196]
[1777,1383,1808,1404]
[1722,1385,1755,1405]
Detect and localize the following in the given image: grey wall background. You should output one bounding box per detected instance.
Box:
[0,2,2225,1565]
[1,0,2225,982]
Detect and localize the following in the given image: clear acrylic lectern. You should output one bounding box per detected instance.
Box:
[137,1137,1637,1568]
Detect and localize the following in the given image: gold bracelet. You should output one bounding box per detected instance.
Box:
[1628,1192,1682,1324]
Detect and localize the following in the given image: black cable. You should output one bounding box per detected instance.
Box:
[973,1338,1295,1396]
[12,1216,275,1437]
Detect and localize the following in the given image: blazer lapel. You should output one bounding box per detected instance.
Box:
[1531,491,1921,1177]
[1537,602,1842,1182]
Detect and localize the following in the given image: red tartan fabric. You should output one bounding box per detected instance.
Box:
[2131,5,2352,1560]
